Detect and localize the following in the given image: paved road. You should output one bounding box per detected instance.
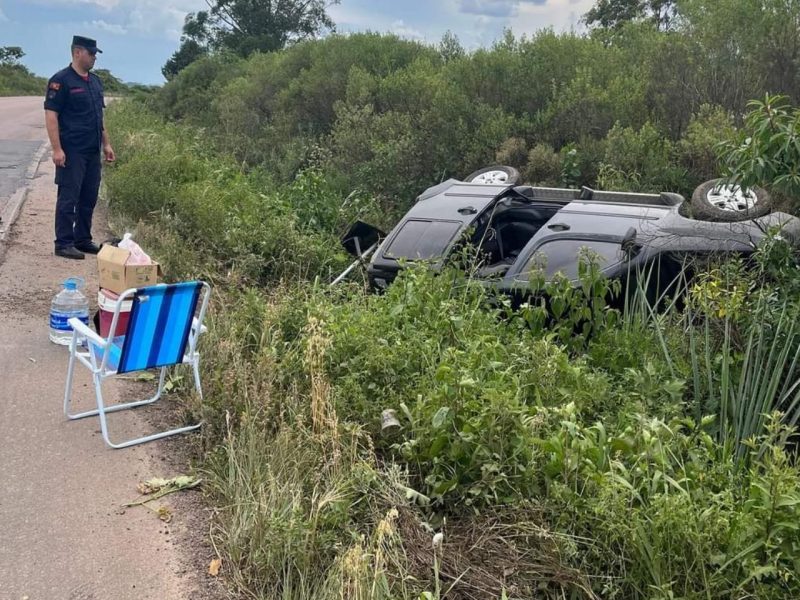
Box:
[0,97,220,599]
[0,97,47,219]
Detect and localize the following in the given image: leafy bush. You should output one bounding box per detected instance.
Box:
[523,142,561,185]
[678,104,736,190]
[299,261,623,506]
[495,136,528,168]
[156,54,245,124]
[598,121,686,192]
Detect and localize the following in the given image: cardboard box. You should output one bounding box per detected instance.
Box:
[97,245,163,295]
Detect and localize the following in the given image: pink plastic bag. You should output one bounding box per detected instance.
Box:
[118,233,152,265]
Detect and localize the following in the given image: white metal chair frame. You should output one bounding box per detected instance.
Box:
[63,281,210,449]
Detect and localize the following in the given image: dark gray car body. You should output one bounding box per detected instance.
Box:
[346,179,800,293]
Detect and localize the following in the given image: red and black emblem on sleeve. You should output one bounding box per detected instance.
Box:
[49,82,61,91]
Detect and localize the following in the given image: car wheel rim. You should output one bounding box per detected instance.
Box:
[471,170,509,184]
[706,184,758,212]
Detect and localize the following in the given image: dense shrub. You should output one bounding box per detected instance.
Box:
[156,54,245,124]
[104,102,349,284]
[523,142,561,185]
[151,10,800,204]
[678,104,736,191]
[597,121,686,193]
[494,136,528,169]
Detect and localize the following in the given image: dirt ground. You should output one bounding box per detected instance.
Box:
[0,99,231,600]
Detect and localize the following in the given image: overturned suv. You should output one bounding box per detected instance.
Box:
[342,166,800,296]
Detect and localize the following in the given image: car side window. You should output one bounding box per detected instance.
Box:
[522,239,624,280]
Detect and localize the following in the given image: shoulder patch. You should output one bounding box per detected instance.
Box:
[49,82,61,91]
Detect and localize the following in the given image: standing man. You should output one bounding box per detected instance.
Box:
[44,35,115,260]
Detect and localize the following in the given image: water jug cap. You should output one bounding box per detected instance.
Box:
[63,277,85,291]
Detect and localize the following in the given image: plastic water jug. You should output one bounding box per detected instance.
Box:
[49,277,90,345]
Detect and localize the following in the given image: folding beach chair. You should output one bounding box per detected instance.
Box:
[63,281,211,449]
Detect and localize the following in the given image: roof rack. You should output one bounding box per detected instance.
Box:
[515,185,685,206]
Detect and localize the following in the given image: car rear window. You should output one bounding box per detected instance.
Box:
[383,219,462,260]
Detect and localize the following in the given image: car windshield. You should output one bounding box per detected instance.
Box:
[383,220,462,260]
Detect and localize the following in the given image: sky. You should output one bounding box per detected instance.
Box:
[0,0,595,85]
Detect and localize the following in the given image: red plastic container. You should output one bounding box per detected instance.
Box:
[97,288,133,337]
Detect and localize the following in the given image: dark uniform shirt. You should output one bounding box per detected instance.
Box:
[44,66,105,154]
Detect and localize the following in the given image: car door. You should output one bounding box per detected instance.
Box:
[506,200,669,282]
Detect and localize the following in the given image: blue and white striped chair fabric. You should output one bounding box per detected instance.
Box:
[118,281,202,373]
[64,281,210,449]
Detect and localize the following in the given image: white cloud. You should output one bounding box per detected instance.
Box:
[127,2,196,40]
[33,0,121,9]
[460,0,511,18]
[459,0,549,18]
[0,7,7,22]
[84,0,119,8]
[329,6,429,41]
[511,0,595,34]
[89,19,127,34]
[329,5,410,36]
[327,4,376,29]
[390,20,424,41]
[29,0,204,39]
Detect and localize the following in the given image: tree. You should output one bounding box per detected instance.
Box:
[206,0,338,56]
[583,0,676,31]
[162,12,211,80]
[438,31,465,63]
[163,0,338,77]
[680,0,800,105]
[163,39,208,80]
[0,46,24,66]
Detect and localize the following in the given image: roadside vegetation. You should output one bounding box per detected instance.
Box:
[0,46,45,96]
[103,0,800,597]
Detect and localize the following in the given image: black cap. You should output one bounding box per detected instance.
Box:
[72,35,102,54]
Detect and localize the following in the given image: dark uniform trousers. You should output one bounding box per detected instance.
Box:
[55,150,101,248]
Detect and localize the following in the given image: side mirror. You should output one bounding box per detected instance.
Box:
[341,220,385,258]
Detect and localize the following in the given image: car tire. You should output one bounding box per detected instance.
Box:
[464,165,520,185]
[690,178,772,222]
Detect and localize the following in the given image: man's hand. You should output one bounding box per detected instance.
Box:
[103,144,116,163]
[52,148,66,168]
